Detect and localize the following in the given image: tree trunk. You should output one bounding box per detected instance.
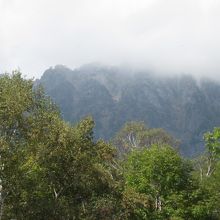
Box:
[0,190,6,220]
[155,195,162,211]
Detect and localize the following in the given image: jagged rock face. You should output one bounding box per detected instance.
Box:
[38,64,220,156]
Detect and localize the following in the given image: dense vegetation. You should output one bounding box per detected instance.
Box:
[38,64,220,156]
[1,72,220,219]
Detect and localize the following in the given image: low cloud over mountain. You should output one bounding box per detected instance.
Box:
[1,0,220,79]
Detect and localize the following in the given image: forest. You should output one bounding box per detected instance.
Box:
[1,72,220,220]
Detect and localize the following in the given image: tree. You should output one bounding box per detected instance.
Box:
[203,127,220,177]
[113,121,179,156]
[124,145,212,219]
[0,72,125,219]
[193,128,220,219]
[0,72,63,219]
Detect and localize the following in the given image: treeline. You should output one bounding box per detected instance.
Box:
[0,72,220,219]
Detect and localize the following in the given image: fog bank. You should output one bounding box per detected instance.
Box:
[1,0,220,78]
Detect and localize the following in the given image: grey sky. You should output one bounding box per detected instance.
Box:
[1,0,220,78]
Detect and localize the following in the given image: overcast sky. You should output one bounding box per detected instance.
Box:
[1,0,220,78]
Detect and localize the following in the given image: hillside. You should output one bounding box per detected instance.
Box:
[38,64,220,156]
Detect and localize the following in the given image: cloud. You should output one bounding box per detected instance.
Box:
[0,0,220,78]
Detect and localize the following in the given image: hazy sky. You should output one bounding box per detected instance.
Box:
[1,0,220,78]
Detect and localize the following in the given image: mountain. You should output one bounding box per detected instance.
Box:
[38,64,220,156]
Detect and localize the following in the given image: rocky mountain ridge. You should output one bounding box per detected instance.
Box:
[38,64,220,156]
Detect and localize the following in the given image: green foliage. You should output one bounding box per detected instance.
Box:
[204,128,220,155]
[0,72,123,219]
[191,128,220,220]
[124,145,214,219]
[203,161,220,219]
[1,71,220,219]
[113,121,179,156]
[204,127,220,176]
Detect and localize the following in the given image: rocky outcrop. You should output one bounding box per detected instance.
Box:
[38,64,220,156]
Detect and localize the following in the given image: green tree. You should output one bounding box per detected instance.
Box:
[0,72,62,219]
[124,145,212,219]
[193,128,220,219]
[0,72,125,219]
[203,127,220,177]
[113,121,179,156]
